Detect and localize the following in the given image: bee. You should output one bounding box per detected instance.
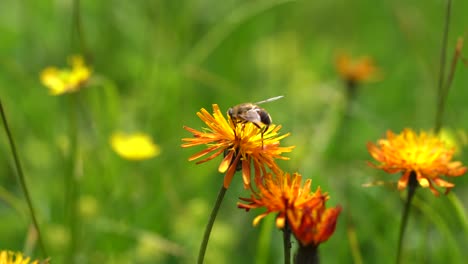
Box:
[227,95,284,144]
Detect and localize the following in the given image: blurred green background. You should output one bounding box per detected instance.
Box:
[1,0,468,263]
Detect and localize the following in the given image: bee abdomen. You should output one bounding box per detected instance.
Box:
[258,110,272,126]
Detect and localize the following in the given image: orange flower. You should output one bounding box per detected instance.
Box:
[238,172,341,246]
[367,129,467,195]
[182,104,293,188]
[336,53,377,84]
[290,201,342,246]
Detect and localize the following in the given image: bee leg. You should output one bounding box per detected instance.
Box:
[252,123,267,149]
[228,114,238,138]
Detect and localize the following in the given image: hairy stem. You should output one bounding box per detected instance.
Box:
[295,244,319,264]
[283,220,291,264]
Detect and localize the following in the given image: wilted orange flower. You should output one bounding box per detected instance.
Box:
[336,53,377,84]
[0,250,48,264]
[182,104,293,189]
[367,128,467,195]
[40,55,91,95]
[238,172,341,246]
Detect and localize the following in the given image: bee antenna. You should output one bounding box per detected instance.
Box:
[255,95,284,105]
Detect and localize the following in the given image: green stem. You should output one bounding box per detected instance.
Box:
[198,185,227,264]
[447,192,468,239]
[396,172,418,264]
[66,95,80,263]
[434,0,452,133]
[294,244,319,264]
[344,80,358,118]
[283,220,291,264]
[0,99,47,257]
[72,0,89,58]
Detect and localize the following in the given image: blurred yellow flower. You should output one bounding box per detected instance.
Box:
[40,55,91,95]
[0,250,47,264]
[182,104,293,189]
[110,132,160,160]
[367,128,467,195]
[335,53,377,85]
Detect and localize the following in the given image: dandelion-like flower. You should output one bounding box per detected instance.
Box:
[181,104,293,188]
[290,199,342,246]
[40,55,91,95]
[0,250,47,264]
[367,128,467,195]
[335,53,377,85]
[238,172,341,246]
[110,132,161,160]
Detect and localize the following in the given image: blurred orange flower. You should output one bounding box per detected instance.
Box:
[367,129,467,195]
[40,55,91,95]
[182,104,293,189]
[238,172,341,246]
[336,53,377,84]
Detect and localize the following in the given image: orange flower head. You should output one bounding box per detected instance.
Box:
[290,201,342,246]
[238,171,341,246]
[336,53,377,84]
[182,104,294,189]
[367,128,467,195]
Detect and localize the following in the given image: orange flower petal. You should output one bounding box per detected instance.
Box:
[219,151,234,173]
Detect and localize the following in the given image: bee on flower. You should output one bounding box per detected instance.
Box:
[182,104,293,189]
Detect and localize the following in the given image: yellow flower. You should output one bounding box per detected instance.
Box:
[110,132,160,160]
[0,250,47,264]
[367,129,467,195]
[40,55,91,95]
[182,104,293,189]
[335,53,377,84]
[238,172,341,246]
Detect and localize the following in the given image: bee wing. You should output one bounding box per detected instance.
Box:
[239,109,263,126]
[254,95,284,105]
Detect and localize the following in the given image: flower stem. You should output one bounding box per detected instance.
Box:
[283,220,291,264]
[344,80,358,117]
[0,99,47,257]
[295,244,319,264]
[198,185,227,264]
[434,0,452,133]
[396,172,418,264]
[71,0,90,59]
[66,95,80,263]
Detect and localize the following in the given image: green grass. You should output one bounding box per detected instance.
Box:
[1,0,468,263]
